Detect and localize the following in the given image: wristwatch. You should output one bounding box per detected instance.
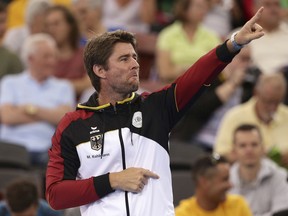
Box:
[25,104,38,116]
[230,31,244,51]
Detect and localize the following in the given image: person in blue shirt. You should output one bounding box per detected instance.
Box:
[0,179,62,216]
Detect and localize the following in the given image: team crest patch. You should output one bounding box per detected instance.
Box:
[132,111,142,128]
[90,134,103,151]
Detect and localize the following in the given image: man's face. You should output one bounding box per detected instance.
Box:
[202,163,232,204]
[256,84,284,123]
[29,42,57,80]
[233,129,264,167]
[72,0,101,31]
[102,42,140,95]
[0,11,7,39]
[255,0,282,27]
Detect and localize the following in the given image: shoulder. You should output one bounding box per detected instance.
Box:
[38,199,62,215]
[225,194,249,207]
[198,25,221,41]
[0,201,9,216]
[175,196,197,212]
[277,104,288,116]
[262,158,288,179]
[49,77,73,88]
[223,99,253,118]
[1,72,24,84]
[158,22,182,40]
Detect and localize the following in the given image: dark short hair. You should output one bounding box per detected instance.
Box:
[5,179,39,213]
[233,124,262,144]
[0,2,7,13]
[191,154,228,185]
[83,30,137,92]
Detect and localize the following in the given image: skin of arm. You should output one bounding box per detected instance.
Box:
[0,104,73,126]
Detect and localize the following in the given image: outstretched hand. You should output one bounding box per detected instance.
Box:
[236,7,265,45]
[227,7,265,53]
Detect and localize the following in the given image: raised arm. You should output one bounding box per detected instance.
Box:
[174,7,265,113]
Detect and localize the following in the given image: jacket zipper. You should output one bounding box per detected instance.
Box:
[119,129,130,216]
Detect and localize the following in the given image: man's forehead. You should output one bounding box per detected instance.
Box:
[111,43,137,56]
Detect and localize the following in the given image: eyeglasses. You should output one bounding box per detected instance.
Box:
[209,153,227,165]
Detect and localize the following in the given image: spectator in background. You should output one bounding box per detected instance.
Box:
[202,0,232,40]
[215,73,288,167]
[5,0,71,29]
[0,33,75,167]
[229,124,288,216]
[71,0,106,46]
[45,5,91,99]
[170,44,254,152]
[156,0,221,84]
[0,179,62,216]
[3,0,52,55]
[250,0,288,74]
[230,0,254,29]
[175,154,252,216]
[0,2,23,79]
[102,0,156,33]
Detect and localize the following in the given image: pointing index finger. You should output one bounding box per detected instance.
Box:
[144,169,159,179]
[249,7,264,25]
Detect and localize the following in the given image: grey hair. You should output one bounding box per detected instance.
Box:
[21,33,56,66]
[71,0,103,8]
[25,0,52,26]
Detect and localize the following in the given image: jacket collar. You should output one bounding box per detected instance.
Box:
[77,92,138,111]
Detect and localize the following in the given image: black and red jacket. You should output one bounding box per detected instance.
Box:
[46,42,237,216]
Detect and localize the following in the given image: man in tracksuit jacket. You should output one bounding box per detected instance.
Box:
[46,7,265,216]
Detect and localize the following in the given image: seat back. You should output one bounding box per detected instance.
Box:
[0,141,30,169]
[171,169,195,206]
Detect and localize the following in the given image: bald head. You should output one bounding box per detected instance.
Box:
[254,73,287,123]
[255,73,287,99]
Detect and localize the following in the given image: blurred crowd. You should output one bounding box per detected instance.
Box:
[0,0,288,215]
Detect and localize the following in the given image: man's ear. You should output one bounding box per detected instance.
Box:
[198,176,209,189]
[93,65,106,79]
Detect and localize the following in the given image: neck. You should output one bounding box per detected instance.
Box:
[255,102,273,124]
[196,192,219,211]
[29,69,46,83]
[239,162,261,183]
[98,91,130,106]
[182,22,199,41]
[58,43,74,59]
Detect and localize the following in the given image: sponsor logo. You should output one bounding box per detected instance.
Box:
[132,111,142,128]
[90,126,100,134]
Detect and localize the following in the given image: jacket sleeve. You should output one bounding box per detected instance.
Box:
[174,40,237,113]
[171,78,223,141]
[45,112,114,210]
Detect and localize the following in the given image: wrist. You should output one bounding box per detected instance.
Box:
[25,104,38,116]
[230,31,245,51]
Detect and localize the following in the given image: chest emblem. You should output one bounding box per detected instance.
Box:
[90,134,103,151]
[132,111,142,128]
[89,126,103,151]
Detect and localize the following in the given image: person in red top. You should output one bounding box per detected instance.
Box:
[45,5,92,99]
